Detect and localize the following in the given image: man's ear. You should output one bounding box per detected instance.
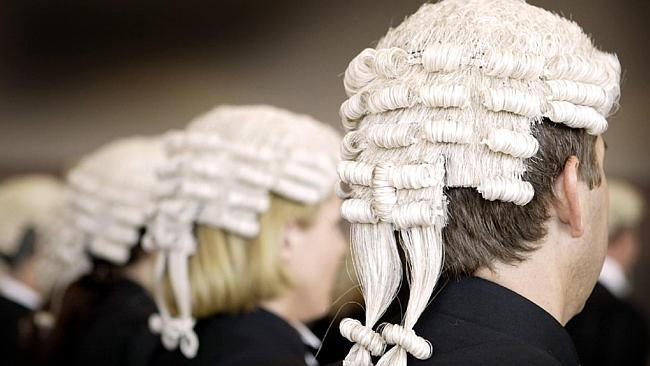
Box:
[553,156,584,237]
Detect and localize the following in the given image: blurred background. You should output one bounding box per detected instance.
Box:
[1,0,648,323]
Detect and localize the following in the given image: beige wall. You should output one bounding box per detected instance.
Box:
[1,0,648,181]
[1,0,649,329]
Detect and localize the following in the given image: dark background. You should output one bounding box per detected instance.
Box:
[1,0,649,323]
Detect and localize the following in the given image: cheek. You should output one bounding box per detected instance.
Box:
[310,224,345,275]
[590,187,609,263]
[589,185,609,230]
[599,189,610,239]
[295,224,345,293]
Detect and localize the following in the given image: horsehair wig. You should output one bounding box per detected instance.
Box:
[0,175,65,258]
[338,0,621,365]
[66,136,165,265]
[144,105,341,358]
[0,175,87,298]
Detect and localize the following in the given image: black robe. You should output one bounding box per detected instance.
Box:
[408,276,580,365]
[0,294,32,365]
[151,308,313,366]
[325,276,579,366]
[311,309,364,365]
[566,282,648,366]
[45,276,157,366]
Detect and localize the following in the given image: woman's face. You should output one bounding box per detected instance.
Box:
[283,196,348,322]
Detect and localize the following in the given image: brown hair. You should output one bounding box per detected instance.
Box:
[442,119,602,275]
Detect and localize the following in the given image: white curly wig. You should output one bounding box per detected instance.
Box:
[336,1,621,365]
[144,104,341,358]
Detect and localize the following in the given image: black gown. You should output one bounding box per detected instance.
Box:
[326,276,579,366]
[311,309,364,365]
[408,276,580,365]
[0,294,32,365]
[151,308,314,366]
[45,276,157,366]
[566,282,648,366]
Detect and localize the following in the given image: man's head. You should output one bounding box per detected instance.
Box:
[445,124,610,318]
[336,0,620,364]
[443,122,604,274]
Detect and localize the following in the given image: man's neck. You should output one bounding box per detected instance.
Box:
[474,251,572,325]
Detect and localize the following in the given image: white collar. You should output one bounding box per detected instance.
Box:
[0,275,42,310]
[291,321,322,349]
[599,256,631,298]
[291,321,321,366]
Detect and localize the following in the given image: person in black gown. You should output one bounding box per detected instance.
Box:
[0,175,69,366]
[333,1,621,365]
[40,136,164,366]
[145,105,345,366]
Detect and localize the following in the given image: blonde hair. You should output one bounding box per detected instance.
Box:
[608,179,645,240]
[187,194,322,318]
[145,105,340,358]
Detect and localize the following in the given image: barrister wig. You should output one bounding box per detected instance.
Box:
[66,136,165,265]
[0,175,85,296]
[336,1,621,365]
[144,105,341,358]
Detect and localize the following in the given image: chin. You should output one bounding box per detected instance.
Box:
[299,301,331,323]
[570,279,596,320]
[574,300,587,316]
